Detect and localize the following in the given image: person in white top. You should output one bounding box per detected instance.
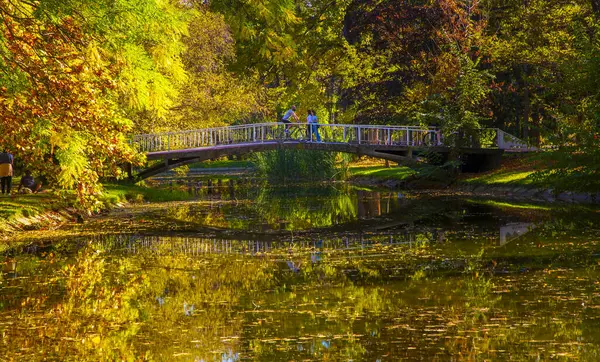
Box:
[309,110,321,142]
[306,109,313,140]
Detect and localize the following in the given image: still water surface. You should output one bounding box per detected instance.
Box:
[2,184,600,360]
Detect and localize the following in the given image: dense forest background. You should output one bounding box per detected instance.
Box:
[1,0,599,202]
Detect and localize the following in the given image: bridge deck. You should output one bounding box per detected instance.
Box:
[145,140,504,161]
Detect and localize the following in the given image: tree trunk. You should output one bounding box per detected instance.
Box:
[328,76,337,123]
[522,85,530,142]
[531,108,541,146]
[519,64,531,141]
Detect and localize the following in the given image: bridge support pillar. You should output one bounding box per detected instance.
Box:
[460,150,504,173]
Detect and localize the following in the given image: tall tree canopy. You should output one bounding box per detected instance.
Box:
[2,0,600,202]
[0,0,190,206]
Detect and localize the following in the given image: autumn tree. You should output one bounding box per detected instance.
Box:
[0,0,192,206]
[0,2,138,207]
[342,0,491,138]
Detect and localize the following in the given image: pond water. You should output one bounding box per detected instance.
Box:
[2,183,600,360]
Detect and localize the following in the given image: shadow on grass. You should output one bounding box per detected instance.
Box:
[0,193,57,220]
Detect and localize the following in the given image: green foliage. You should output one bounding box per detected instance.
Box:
[530,151,600,192]
[4,0,600,206]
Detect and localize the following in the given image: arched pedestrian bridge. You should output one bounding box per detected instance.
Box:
[131,122,530,180]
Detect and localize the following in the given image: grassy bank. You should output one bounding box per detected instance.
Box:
[347,156,540,188]
[0,182,197,234]
[0,193,60,221]
[188,159,253,169]
[350,165,417,181]
[102,183,195,204]
[348,159,416,181]
[0,174,66,233]
[347,158,454,187]
[348,153,600,195]
[458,152,600,193]
[459,153,543,188]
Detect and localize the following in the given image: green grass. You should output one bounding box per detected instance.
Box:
[188,160,254,169]
[102,183,194,203]
[349,166,417,181]
[459,153,548,189]
[0,175,64,226]
[466,199,553,211]
[462,170,536,186]
[0,193,58,220]
[0,182,196,233]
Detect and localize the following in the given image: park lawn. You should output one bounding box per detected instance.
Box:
[349,165,417,181]
[0,182,198,233]
[347,153,596,193]
[0,175,63,228]
[462,170,537,186]
[465,199,553,211]
[188,159,254,169]
[102,183,195,203]
[0,193,59,221]
[459,152,600,192]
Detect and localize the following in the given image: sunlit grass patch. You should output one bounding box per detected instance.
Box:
[349,166,416,181]
[463,171,535,186]
[0,193,56,220]
[189,159,254,169]
[348,157,388,168]
[103,183,194,204]
[466,199,552,211]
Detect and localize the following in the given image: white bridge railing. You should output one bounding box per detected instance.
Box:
[132,122,440,153]
[132,123,533,153]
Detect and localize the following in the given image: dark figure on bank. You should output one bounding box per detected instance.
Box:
[18,171,42,194]
[0,149,13,195]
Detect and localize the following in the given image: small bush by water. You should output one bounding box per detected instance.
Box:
[253,150,339,182]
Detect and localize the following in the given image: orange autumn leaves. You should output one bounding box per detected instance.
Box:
[0,3,141,207]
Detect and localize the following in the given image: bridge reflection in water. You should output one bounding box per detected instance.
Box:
[82,190,539,256]
[86,222,533,258]
[89,231,445,258]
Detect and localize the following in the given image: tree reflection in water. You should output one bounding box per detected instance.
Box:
[159,184,415,232]
[2,189,600,360]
